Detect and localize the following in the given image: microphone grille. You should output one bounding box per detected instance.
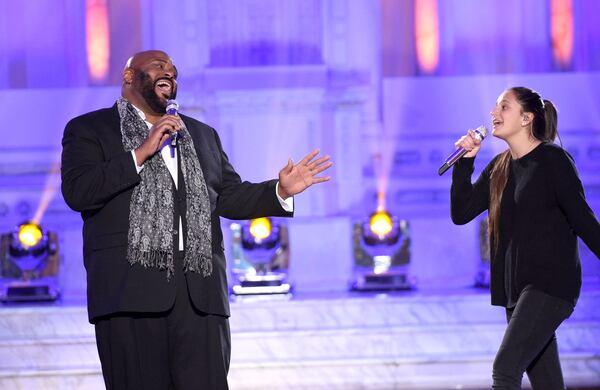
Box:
[476,125,488,138]
[167,99,179,111]
[166,99,179,114]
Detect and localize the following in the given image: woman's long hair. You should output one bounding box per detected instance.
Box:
[488,87,558,255]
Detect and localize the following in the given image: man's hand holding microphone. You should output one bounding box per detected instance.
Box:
[134,102,183,165]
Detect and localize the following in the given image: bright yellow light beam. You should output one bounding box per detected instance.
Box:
[18,223,43,248]
[249,218,272,241]
[369,210,393,238]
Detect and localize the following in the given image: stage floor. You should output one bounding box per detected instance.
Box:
[1,285,599,389]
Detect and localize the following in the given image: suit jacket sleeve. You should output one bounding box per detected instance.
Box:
[61,112,141,212]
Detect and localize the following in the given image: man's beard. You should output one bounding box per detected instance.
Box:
[136,71,174,114]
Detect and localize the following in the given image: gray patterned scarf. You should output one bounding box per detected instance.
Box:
[117,97,212,278]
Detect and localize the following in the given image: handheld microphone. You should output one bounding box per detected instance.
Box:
[166,99,179,148]
[438,125,488,176]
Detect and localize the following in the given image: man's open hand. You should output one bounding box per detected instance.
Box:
[277,149,333,199]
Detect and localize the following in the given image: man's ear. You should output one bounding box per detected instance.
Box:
[123,69,134,85]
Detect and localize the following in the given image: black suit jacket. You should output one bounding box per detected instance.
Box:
[61,104,292,323]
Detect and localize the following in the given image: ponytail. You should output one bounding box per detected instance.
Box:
[543,99,560,145]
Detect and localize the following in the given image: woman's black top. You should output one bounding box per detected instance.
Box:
[451,142,600,307]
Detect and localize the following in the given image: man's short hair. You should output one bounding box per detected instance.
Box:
[124,56,133,70]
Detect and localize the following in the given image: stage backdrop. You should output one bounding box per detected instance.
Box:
[0,0,598,299]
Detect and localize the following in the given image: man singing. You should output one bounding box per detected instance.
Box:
[61,50,332,390]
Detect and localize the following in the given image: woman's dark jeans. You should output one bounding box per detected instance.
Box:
[492,289,574,389]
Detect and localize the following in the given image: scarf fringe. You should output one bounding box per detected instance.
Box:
[127,247,175,278]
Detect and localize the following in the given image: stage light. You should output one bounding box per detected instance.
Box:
[17,223,43,248]
[249,217,272,241]
[415,0,440,73]
[86,0,110,82]
[550,0,574,68]
[351,210,415,291]
[230,218,291,296]
[369,210,393,238]
[0,221,60,302]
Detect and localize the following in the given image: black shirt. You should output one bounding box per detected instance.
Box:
[451,142,600,307]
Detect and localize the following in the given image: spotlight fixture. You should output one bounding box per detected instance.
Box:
[351,210,414,291]
[230,218,291,296]
[18,223,43,248]
[249,217,272,241]
[0,221,60,302]
[369,210,393,238]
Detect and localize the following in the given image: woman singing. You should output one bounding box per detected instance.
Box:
[450,86,600,389]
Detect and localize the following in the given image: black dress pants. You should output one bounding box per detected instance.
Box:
[492,289,574,389]
[94,251,231,390]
